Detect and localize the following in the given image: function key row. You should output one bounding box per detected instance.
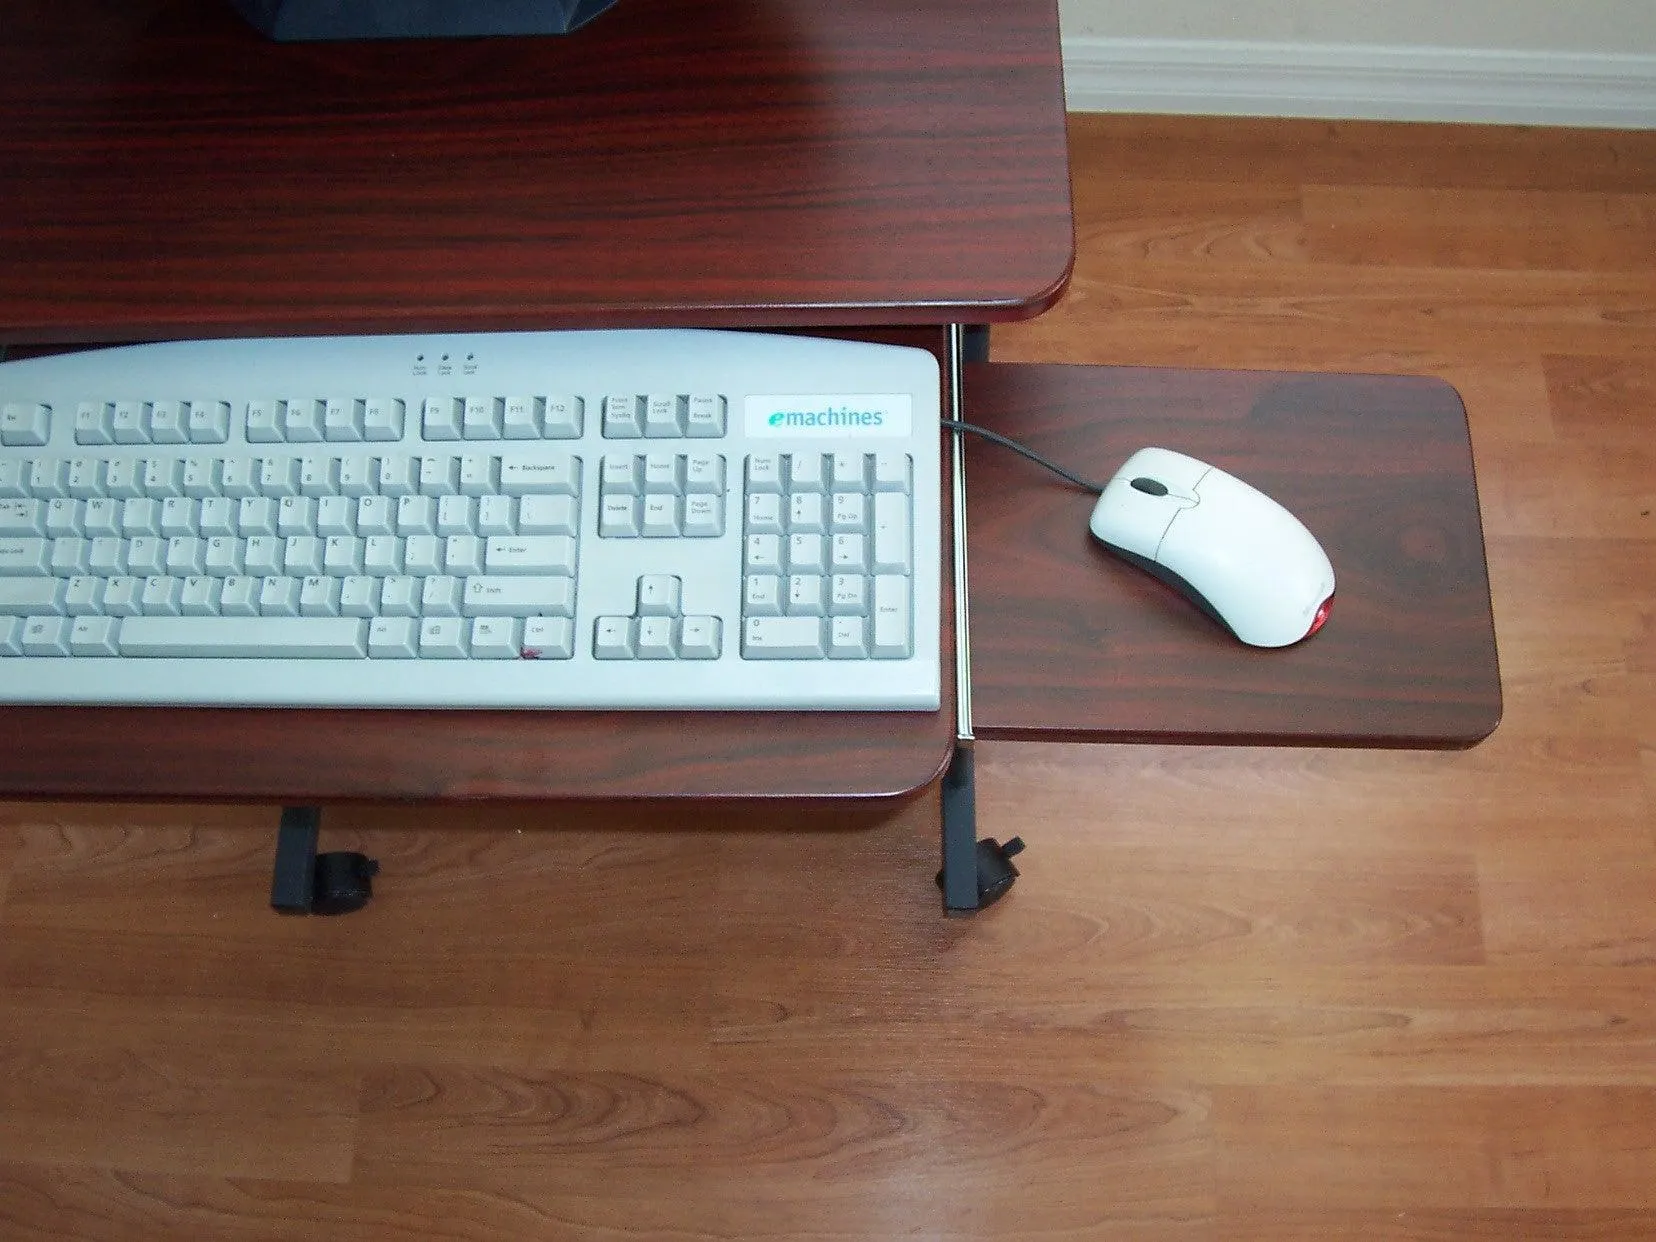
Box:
[5,393,732,449]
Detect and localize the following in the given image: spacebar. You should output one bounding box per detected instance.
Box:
[118,617,369,658]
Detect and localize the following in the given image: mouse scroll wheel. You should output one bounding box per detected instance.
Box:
[1129,477,1169,497]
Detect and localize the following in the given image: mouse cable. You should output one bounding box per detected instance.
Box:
[940,418,1106,494]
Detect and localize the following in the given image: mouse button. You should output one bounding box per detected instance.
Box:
[1127,477,1200,507]
[1088,484,1178,559]
[1117,446,1211,494]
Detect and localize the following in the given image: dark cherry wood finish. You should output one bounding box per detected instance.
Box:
[962,363,1502,747]
[0,697,954,802]
[0,0,1073,345]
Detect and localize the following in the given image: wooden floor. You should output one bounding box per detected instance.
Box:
[5,114,1656,1239]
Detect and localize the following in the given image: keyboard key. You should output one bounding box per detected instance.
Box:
[744,574,782,617]
[0,501,43,537]
[367,616,419,658]
[259,576,300,616]
[593,615,634,659]
[639,495,679,537]
[787,574,826,616]
[148,401,188,444]
[299,575,342,616]
[643,395,684,438]
[186,400,232,444]
[678,616,721,659]
[339,575,377,618]
[0,575,63,615]
[1,402,51,447]
[485,535,576,576]
[787,533,826,573]
[684,454,723,493]
[541,397,583,440]
[682,494,723,537]
[635,615,676,658]
[379,575,420,617]
[219,576,260,616]
[443,533,486,576]
[111,401,149,444]
[745,493,783,535]
[829,574,868,616]
[139,576,184,616]
[522,616,575,660]
[281,398,324,442]
[205,539,243,579]
[501,397,541,439]
[421,575,463,617]
[462,575,576,618]
[684,395,725,438]
[873,452,911,491]
[831,452,869,490]
[742,615,825,659]
[422,397,464,441]
[180,576,219,616]
[872,574,912,658]
[74,402,114,446]
[746,454,783,494]
[787,453,825,492]
[22,615,72,656]
[599,495,639,538]
[469,616,520,659]
[0,616,23,654]
[872,492,911,572]
[744,534,782,574]
[518,494,577,536]
[790,492,826,534]
[501,458,579,496]
[602,395,645,438]
[69,615,121,656]
[0,538,51,576]
[637,574,682,617]
[362,399,405,442]
[829,615,869,659]
[462,397,502,440]
[419,617,467,658]
[119,616,368,658]
[245,400,281,442]
[64,575,102,616]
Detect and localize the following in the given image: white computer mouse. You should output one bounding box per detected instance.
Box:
[1087,446,1335,647]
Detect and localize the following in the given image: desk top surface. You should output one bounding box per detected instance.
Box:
[0,0,1074,345]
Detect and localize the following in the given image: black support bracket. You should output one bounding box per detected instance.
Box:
[271,805,379,915]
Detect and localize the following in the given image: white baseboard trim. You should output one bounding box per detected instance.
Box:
[1061,37,1656,128]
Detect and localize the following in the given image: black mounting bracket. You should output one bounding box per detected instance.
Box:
[938,743,1024,914]
[270,805,379,915]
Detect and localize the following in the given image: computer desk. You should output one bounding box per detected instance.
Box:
[0,0,1499,817]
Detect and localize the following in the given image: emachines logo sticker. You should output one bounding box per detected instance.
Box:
[745,395,913,438]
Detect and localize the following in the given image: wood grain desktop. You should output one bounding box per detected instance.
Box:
[0,0,1073,343]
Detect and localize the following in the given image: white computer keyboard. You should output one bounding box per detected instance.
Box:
[0,329,941,709]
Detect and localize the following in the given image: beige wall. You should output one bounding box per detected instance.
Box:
[1059,0,1656,54]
